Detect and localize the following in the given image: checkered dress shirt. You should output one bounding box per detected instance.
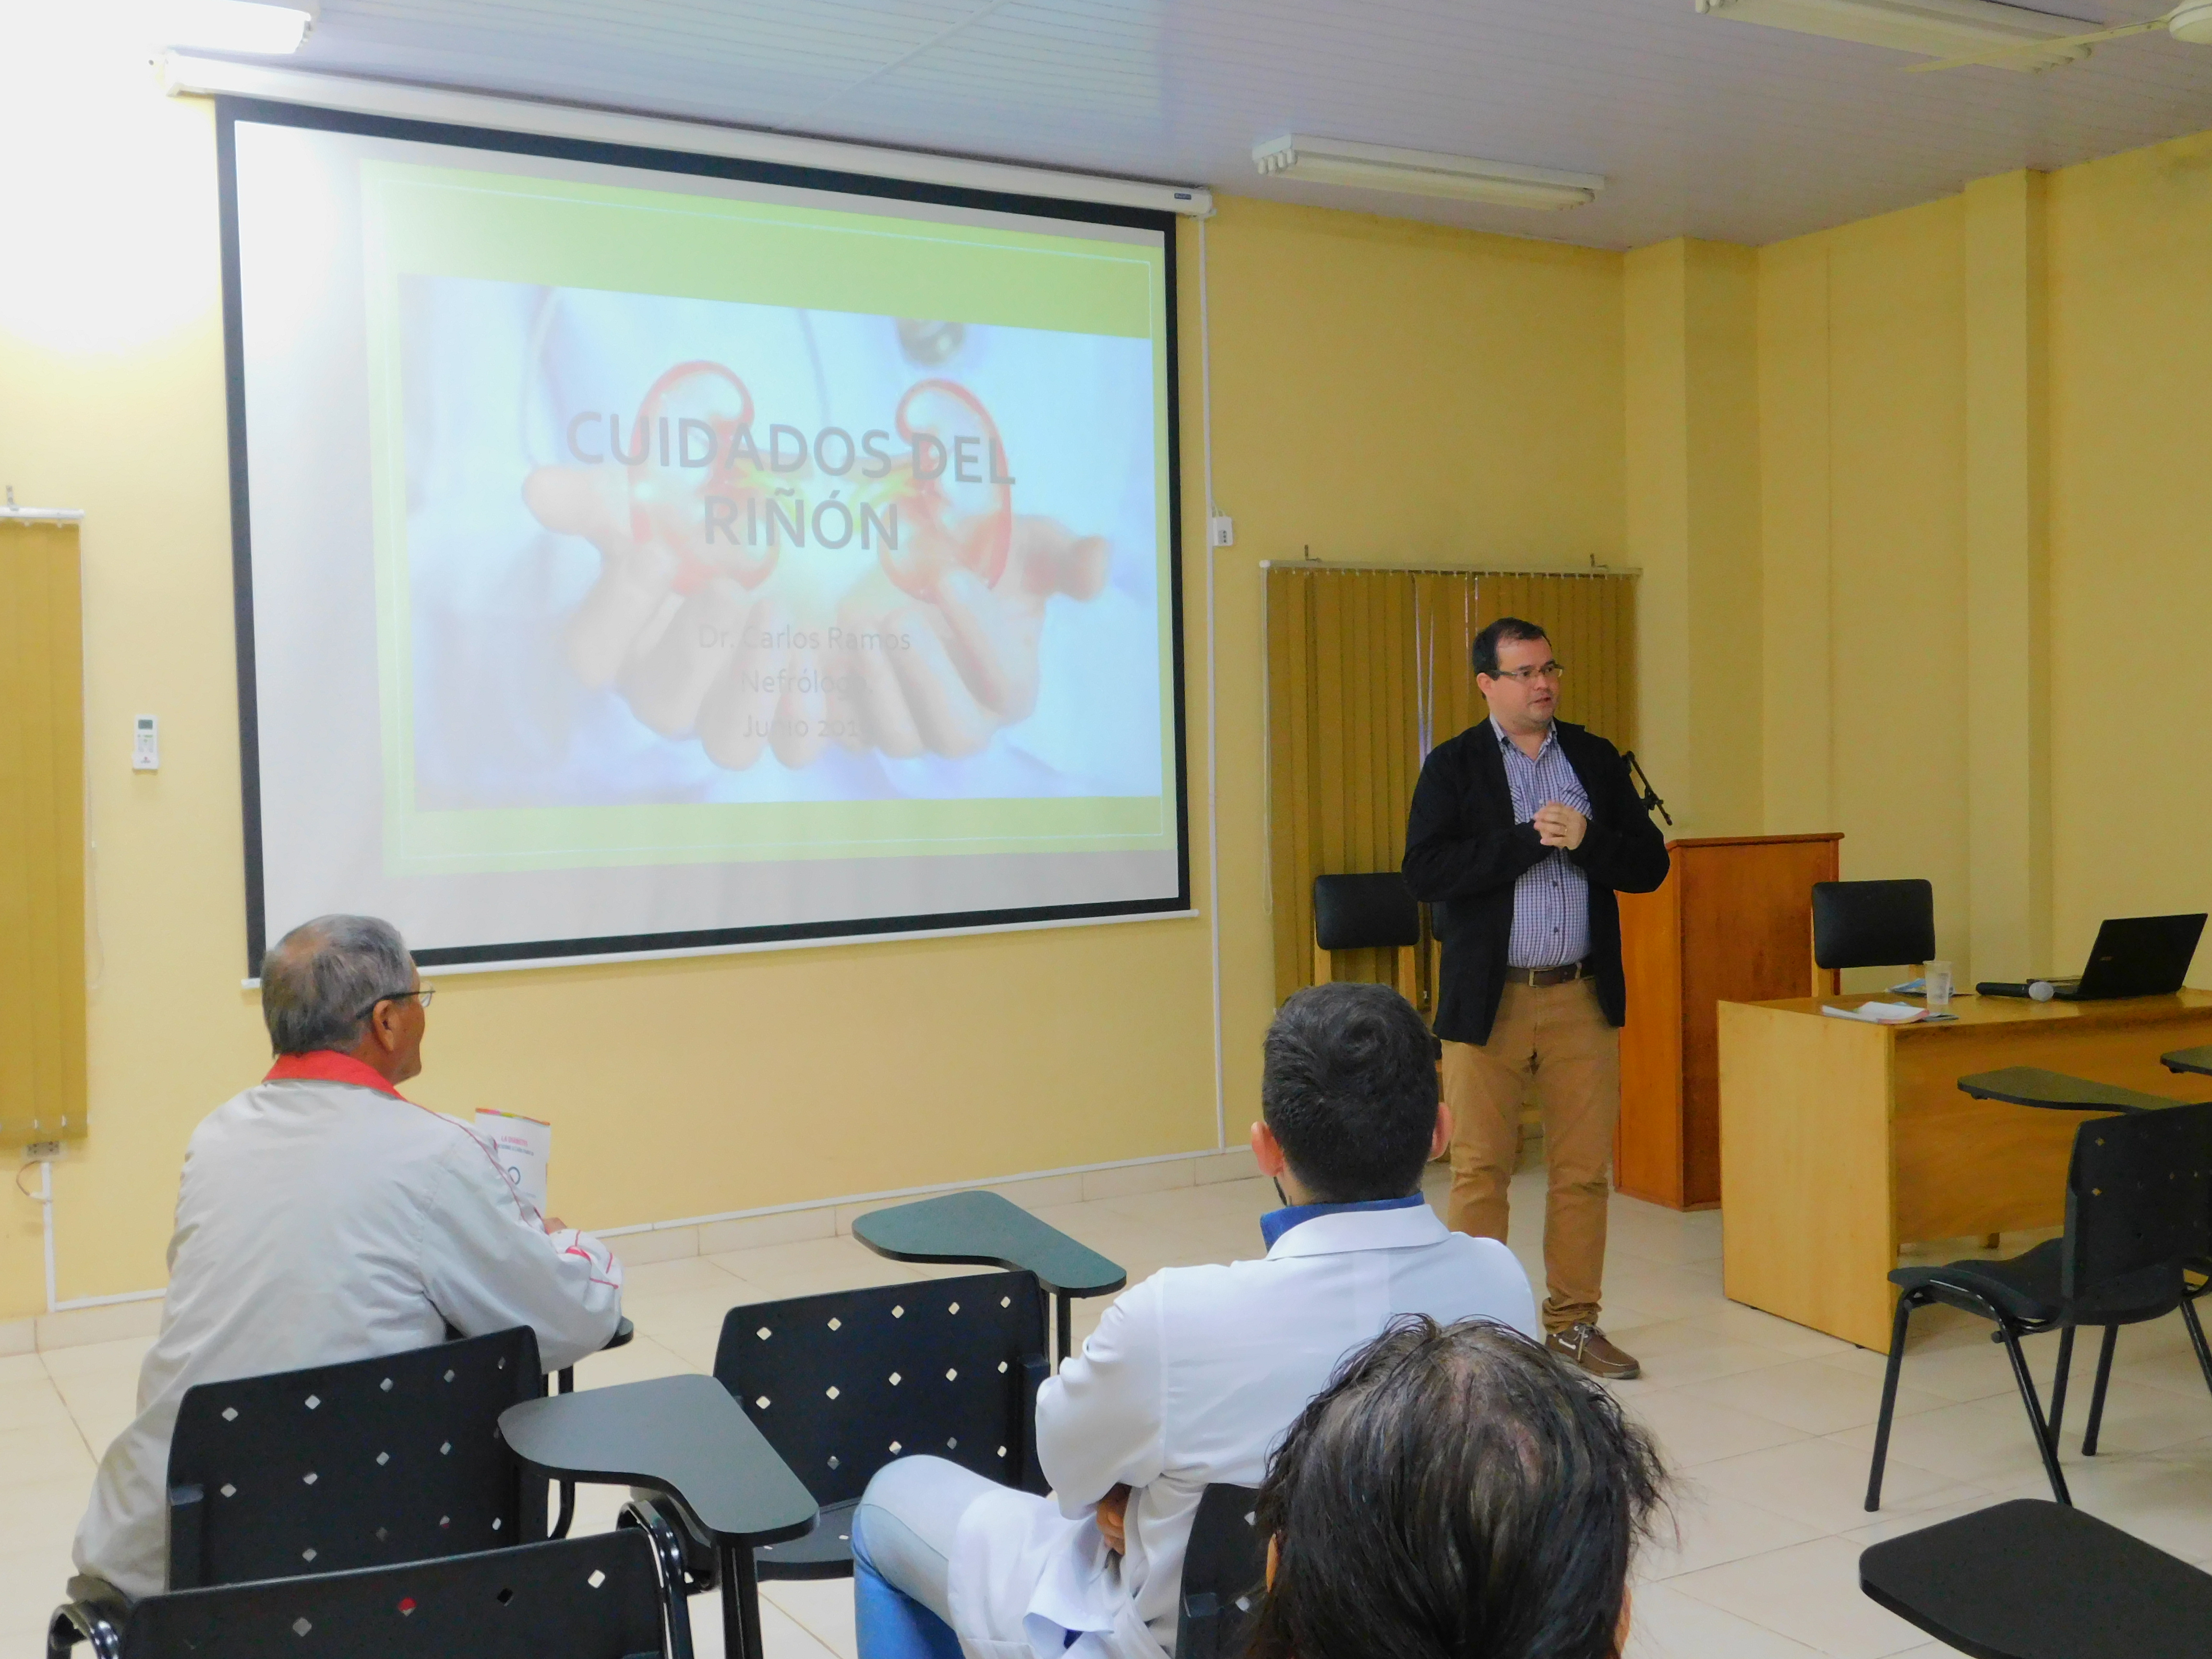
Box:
[1493,719,1592,969]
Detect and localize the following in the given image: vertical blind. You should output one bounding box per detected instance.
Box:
[1265,565,1638,1008]
[0,519,87,1141]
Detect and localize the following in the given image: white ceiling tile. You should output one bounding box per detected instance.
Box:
[281,0,2212,247]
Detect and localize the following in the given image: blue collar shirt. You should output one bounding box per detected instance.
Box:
[1491,718,1592,969]
[1259,1192,1429,1250]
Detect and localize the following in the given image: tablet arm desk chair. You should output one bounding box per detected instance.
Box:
[1313,874,1422,1005]
[53,1326,693,1656]
[51,1517,696,1659]
[691,1271,1052,1585]
[1861,1498,2212,1659]
[1175,1484,1266,1659]
[1811,878,1936,998]
[1865,1103,2212,1512]
[58,1323,550,1632]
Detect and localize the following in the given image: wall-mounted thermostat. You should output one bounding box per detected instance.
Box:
[132,716,159,771]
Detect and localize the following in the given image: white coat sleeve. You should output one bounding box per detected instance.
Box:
[416,1130,625,1372]
[1033,1272,1166,1519]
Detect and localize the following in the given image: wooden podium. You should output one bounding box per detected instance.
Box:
[1614,833,1841,1210]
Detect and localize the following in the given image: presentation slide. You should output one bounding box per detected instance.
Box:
[223,105,1185,968]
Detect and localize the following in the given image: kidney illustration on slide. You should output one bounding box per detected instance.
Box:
[396,278,1165,812]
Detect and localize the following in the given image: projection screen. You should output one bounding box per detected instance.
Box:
[217,100,1187,972]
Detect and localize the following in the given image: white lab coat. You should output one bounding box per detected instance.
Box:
[72,1063,625,1599]
[945,1203,1537,1659]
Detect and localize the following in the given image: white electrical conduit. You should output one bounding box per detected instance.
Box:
[1199,214,1226,1152]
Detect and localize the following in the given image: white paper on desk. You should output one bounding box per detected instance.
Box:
[1822,1001,1931,1025]
[476,1109,551,1214]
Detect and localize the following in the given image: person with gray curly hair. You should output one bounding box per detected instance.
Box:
[71,914,625,1601]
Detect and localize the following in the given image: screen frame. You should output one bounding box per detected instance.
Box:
[215,94,1190,974]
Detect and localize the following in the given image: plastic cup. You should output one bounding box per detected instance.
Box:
[1924,960,1954,1010]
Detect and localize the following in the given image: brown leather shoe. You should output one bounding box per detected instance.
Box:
[1545,1322,1641,1380]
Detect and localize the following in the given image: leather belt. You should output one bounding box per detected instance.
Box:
[1503,961,1590,987]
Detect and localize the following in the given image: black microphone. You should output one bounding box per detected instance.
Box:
[1621,751,1673,827]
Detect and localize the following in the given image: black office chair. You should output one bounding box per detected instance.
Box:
[1174,1483,1266,1659]
[1860,1497,2212,1659]
[1313,873,1422,1004]
[50,1513,696,1659]
[1812,878,1936,981]
[1864,1104,2212,1510]
[700,1271,1051,1581]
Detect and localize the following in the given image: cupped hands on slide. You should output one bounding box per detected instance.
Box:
[1533,802,1587,850]
[523,463,1110,769]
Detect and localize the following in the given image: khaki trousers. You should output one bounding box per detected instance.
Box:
[1443,978,1619,1333]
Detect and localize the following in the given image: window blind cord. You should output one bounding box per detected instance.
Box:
[1199,212,1226,1153]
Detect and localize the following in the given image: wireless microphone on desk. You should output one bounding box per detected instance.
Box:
[1976,979,2059,1002]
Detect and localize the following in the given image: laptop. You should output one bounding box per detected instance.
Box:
[1978,913,2207,1001]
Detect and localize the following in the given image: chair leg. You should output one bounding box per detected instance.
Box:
[1864,1290,1919,1512]
[2047,1323,2076,1445]
[2083,1325,2119,1456]
[2181,1297,2212,1403]
[1995,1321,2071,1506]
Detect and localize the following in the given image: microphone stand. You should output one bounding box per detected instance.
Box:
[1621,751,1673,827]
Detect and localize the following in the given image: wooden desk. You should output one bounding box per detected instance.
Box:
[1718,990,2212,1352]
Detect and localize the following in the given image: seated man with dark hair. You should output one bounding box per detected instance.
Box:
[1254,1316,1667,1659]
[72,914,624,1600]
[850,982,1537,1659]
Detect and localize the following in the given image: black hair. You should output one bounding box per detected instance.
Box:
[1261,983,1439,1203]
[1472,616,1551,677]
[1252,1317,1668,1659]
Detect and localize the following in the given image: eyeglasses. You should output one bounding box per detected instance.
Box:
[1487,661,1565,684]
[355,986,435,1022]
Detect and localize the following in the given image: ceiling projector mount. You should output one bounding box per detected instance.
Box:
[1695,0,2212,72]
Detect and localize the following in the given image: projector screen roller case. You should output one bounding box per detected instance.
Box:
[219,101,1186,969]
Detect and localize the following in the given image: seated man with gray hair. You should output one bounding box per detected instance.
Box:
[72,914,625,1600]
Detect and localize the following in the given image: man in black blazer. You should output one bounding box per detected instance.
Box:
[1402,617,1669,1378]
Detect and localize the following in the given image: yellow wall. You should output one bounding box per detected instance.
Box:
[1624,239,1761,839]
[2044,130,2212,979]
[1755,193,1976,974]
[1754,126,2212,989]
[1195,197,1628,1126]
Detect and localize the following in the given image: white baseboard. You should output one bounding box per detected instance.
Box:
[608,1145,1261,1262]
[3,1144,1263,1352]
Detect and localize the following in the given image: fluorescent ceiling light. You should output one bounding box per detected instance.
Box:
[1252,136,1603,210]
[156,0,318,55]
[1694,0,2096,70]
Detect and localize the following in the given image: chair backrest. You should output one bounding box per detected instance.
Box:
[118,1528,680,1659]
[1812,879,1936,971]
[1174,1483,1266,1659]
[166,1327,544,1592]
[2064,1104,2212,1315]
[714,1272,1050,1509]
[1313,873,1419,952]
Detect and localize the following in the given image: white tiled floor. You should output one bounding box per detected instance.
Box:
[14,1166,2212,1657]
